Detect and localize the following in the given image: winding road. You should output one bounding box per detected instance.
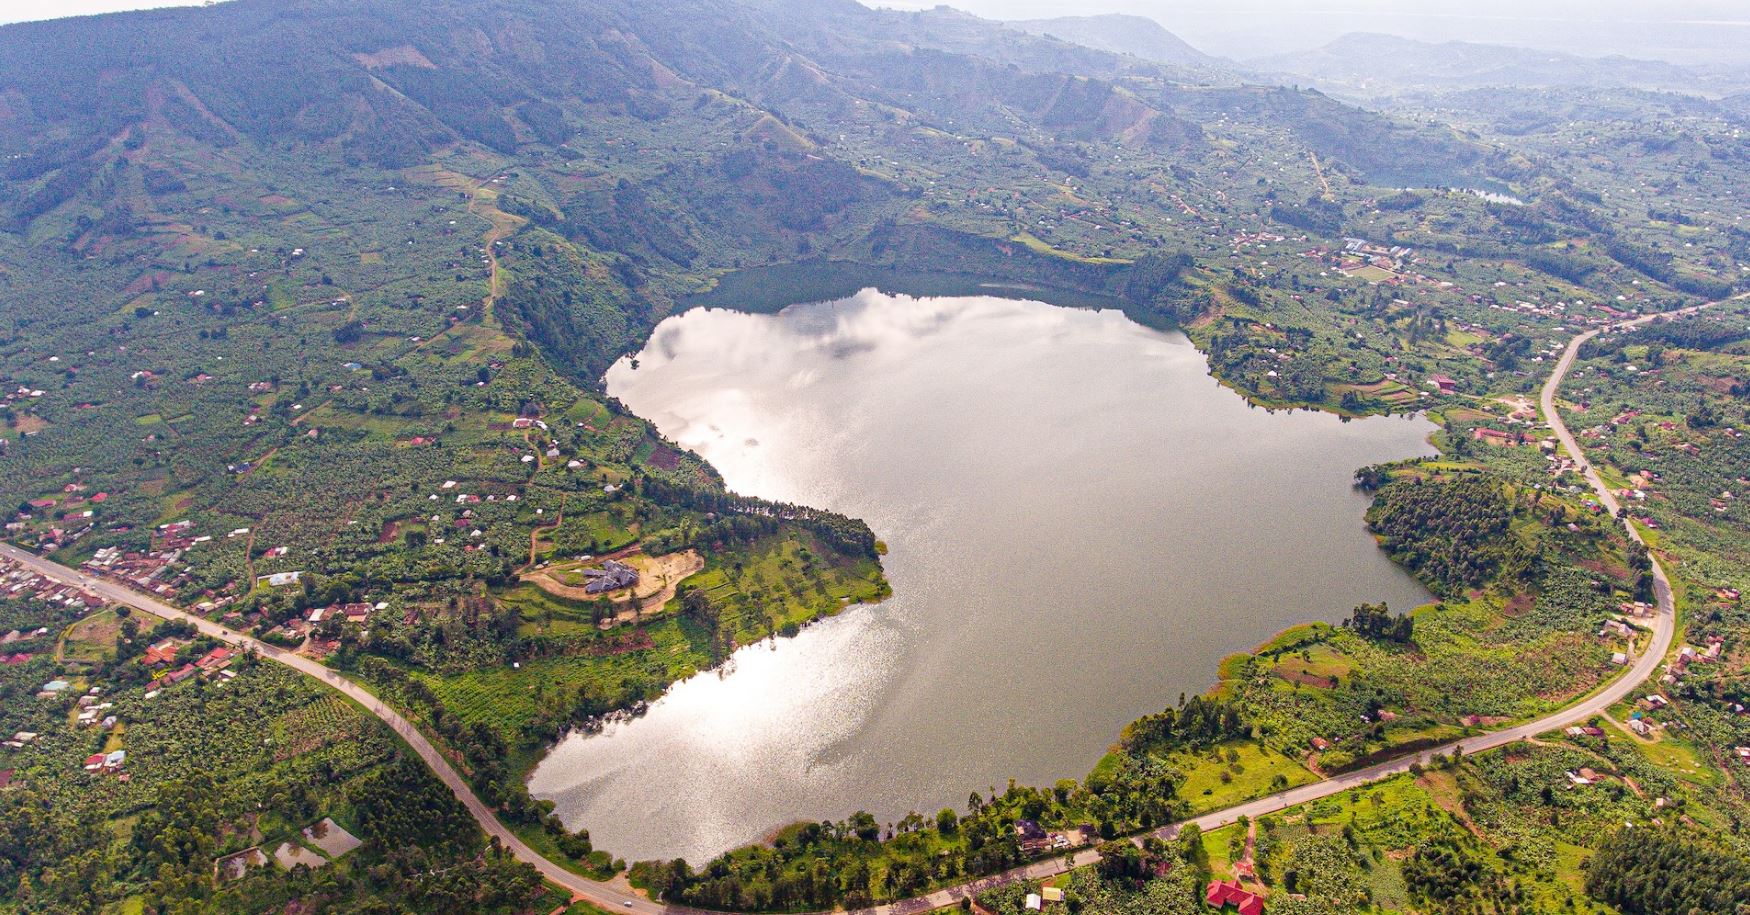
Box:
[1,302,1720,914]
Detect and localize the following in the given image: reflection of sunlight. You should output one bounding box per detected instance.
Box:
[526,606,903,854]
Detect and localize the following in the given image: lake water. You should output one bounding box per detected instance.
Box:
[527,289,1435,864]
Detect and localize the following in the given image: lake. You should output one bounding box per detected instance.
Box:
[527,288,1436,864]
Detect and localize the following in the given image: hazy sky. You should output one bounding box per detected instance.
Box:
[883,0,1750,62]
[0,0,203,23]
[3,0,1748,64]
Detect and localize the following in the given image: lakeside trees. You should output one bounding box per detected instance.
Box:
[1344,601,1414,643]
[1366,478,1527,596]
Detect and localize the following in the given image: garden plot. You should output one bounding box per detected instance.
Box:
[303,817,362,858]
[214,846,266,881]
[272,841,328,870]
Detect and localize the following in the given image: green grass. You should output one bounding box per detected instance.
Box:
[1612,720,1722,787]
[60,607,124,663]
[1008,232,1128,265]
[1172,741,1320,815]
[1200,823,1241,878]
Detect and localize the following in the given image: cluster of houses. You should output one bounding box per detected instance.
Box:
[82,749,126,777]
[1,557,91,626]
[1597,618,1646,667]
[76,687,118,730]
[1660,639,1724,686]
[265,601,385,649]
[5,483,112,550]
[428,480,529,550]
[2,386,46,421]
[84,519,211,599]
[1472,427,1528,447]
[1341,236,1410,264]
[141,637,237,685]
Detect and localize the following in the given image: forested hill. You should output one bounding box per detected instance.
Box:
[0,0,1502,223]
[0,0,1519,393]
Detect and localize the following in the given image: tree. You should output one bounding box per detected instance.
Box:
[1344,601,1414,643]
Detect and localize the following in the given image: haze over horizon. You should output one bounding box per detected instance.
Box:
[5,0,1749,66]
[890,0,1750,66]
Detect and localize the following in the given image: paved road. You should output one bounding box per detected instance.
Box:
[2,302,1723,914]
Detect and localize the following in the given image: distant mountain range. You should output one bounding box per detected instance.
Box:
[1004,14,1222,73]
[1250,32,1750,98]
[994,16,1750,100]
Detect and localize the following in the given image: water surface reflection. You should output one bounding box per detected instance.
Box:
[528,290,1435,863]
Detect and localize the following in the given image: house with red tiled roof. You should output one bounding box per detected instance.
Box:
[1205,880,1264,915]
[140,638,184,667]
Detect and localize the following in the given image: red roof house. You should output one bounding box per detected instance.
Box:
[1206,880,1265,915]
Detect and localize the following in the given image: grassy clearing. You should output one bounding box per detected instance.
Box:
[1171,741,1320,815]
[60,607,124,663]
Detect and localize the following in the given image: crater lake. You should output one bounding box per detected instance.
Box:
[527,288,1437,864]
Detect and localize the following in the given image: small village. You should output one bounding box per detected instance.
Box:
[0,545,381,887]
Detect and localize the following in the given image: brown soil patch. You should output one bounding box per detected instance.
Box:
[123,270,172,297]
[1272,668,1336,689]
[1577,558,1631,582]
[647,445,681,471]
[11,415,46,434]
[1502,593,1534,617]
[377,521,401,544]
